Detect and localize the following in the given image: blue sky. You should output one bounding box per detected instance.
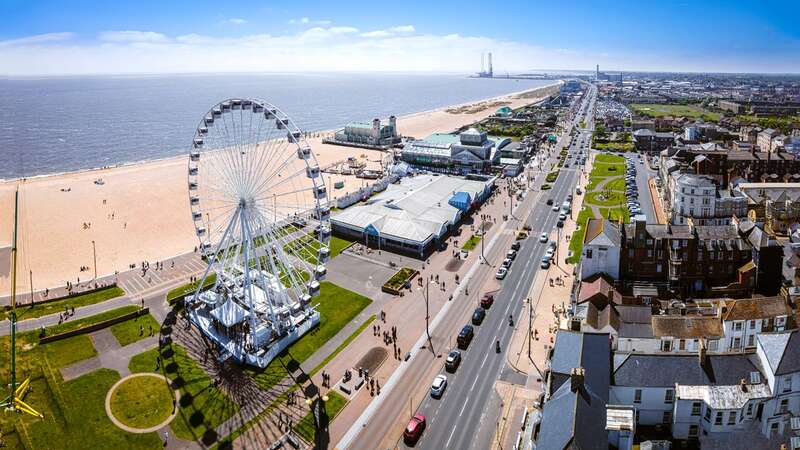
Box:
[1,0,798,75]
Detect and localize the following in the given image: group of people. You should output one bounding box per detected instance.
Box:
[57,305,76,325]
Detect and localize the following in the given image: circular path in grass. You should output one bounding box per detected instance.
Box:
[585,190,626,207]
[106,373,180,433]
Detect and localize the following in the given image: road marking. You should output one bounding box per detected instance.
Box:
[479,351,490,372]
[446,426,458,448]
[458,395,471,417]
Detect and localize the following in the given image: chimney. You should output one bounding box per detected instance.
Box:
[570,367,585,392]
[739,378,748,392]
[698,339,708,370]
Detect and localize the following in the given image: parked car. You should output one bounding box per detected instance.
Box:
[480,293,494,308]
[404,414,427,444]
[511,241,521,251]
[506,249,517,260]
[445,350,462,372]
[546,198,554,205]
[557,219,564,228]
[457,325,474,349]
[552,205,559,212]
[502,258,513,268]
[540,258,551,269]
[539,233,548,243]
[545,247,555,259]
[472,307,486,325]
[495,267,508,279]
[430,375,447,398]
[558,213,567,221]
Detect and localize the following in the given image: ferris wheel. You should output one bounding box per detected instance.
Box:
[186,98,329,366]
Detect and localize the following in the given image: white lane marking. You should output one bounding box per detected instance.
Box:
[458,395,471,417]
[446,426,458,448]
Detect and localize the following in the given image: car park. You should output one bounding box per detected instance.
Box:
[495,267,508,279]
[404,414,427,443]
[430,375,447,398]
[457,325,474,348]
[472,307,486,325]
[480,293,494,308]
[445,350,462,372]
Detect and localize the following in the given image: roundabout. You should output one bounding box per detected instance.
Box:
[105,373,180,433]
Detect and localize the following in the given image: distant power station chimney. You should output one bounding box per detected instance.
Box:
[488,52,493,77]
[481,53,485,74]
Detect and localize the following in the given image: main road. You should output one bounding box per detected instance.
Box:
[410,85,596,450]
[340,83,596,450]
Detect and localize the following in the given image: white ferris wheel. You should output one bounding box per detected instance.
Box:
[186,98,329,367]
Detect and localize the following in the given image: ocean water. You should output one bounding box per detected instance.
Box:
[0,73,554,179]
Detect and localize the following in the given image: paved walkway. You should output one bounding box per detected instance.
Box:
[61,333,157,381]
[0,296,134,335]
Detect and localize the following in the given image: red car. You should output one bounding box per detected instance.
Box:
[403,414,426,443]
[480,293,494,308]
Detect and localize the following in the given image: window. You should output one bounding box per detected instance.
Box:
[665,389,674,404]
[749,320,756,330]
[691,402,702,416]
[715,411,723,425]
[656,264,662,273]
[628,249,634,258]
[704,408,712,422]
[647,249,653,258]
[779,399,789,413]
[679,339,686,351]
[708,339,719,351]
[747,335,755,347]
[688,424,699,438]
[734,322,743,331]
[663,410,673,424]
[733,337,741,349]
[728,411,737,425]
[783,376,792,393]
[634,389,642,404]
[747,403,754,416]
[661,340,673,352]
[586,249,592,258]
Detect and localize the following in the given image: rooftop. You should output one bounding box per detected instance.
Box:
[613,353,763,388]
[651,315,723,338]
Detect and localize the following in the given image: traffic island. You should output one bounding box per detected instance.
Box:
[106,373,180,433]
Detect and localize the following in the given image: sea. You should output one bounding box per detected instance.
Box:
[0,73,555,180]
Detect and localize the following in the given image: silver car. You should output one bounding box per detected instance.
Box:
[431,374,448,398]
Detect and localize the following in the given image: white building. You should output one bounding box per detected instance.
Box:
[580,218,621,280]
[332,116,400,147]
[720,296,792,352]
[755,330,800,436]
[667,172,747,225]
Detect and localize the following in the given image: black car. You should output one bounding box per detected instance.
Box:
[557,219,564,228]
[546,198,554,206]
[457,325,475,349]
[511,241,521,251]
[472,307,486,325]
[445,350,462,372]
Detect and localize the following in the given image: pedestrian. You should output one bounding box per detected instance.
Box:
[156,356,161,370]
[163,431,169,446]
[141,298,145,309]
[139,324,144,336]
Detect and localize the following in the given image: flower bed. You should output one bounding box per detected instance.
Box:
[381,267,419,295]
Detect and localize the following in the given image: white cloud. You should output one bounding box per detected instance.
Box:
[1,24,794,75]
[224,18,247,25]
[0,32,74,47]
[361,25,415,38]
[288,17,332,26]
[98,30,169,43]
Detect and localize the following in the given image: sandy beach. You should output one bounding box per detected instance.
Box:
[0,82,560,295]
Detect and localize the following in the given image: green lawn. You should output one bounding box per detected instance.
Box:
[129,343,239,441]
[246,282,372,392]
[605,177,626,192]
[462,234,482,251]
[585,190,627,207]
[629,103,721,122]
[18,369,161,450]
[590,162,625,178]
[4,285,125,321]
[294,390,348,443]
[0,306,172,449]
[110,313,160,346]
[598,206,631,223]
[594,153,625,164]
[110,375,175,429]
[167,273,217,305]
[566,207,595,264]
[285,234,353,264]
[309,315,375,377]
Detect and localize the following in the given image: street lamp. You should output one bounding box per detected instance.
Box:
[91,240,97,280]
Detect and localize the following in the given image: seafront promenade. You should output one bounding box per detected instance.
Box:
[0,83,560,298]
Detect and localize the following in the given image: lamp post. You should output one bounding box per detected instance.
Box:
[91,240,97,280]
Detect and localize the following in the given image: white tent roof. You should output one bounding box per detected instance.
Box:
[211,299,251,327]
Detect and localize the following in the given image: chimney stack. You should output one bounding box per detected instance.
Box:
[698,339,708,370]
[570,367,585,392]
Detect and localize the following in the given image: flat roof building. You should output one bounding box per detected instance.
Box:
[400,128,511,175]
[330,174,495,257]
